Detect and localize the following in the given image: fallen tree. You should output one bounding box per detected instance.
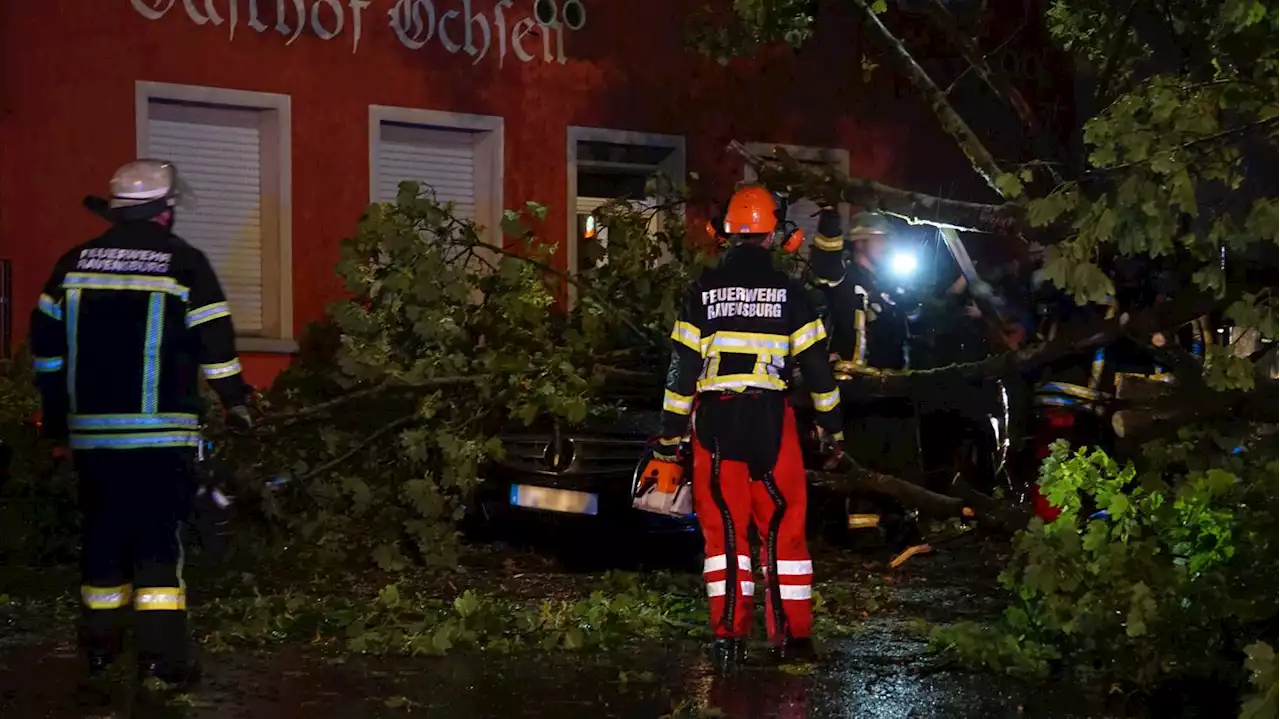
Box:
[692,0,1278,704]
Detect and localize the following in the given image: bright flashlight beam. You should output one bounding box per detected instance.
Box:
[890,251,918,278]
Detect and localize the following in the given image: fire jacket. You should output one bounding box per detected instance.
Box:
[660,243,844,442]
[30,221,249,450]
[809,213,908,369]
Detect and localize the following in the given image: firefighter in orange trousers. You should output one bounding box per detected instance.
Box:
[652,186,845,670]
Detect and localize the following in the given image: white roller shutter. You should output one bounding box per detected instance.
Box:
[376,123,476,219]
[148,102,265,333]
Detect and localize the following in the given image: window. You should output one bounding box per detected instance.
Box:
[136,82,293,352]
[567,127,685,278]
[742,143,851,259]
[369,106,503,242]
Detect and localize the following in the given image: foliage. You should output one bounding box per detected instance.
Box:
[197,572,709,656]
[0,346,79,563]
[1240,642,1279,719]
[213,182,712,570]
[187,568,865,656]
[697,0,1278,359]
[931,436,1277,697]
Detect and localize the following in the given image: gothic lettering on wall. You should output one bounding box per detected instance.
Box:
[128,0,587,65]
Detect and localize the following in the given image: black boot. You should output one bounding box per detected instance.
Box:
[710,638,746,674]
[75,650,118,706]
[771,637,820,665]
[137,653,202,695]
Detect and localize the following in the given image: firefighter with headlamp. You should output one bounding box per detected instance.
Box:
[646,185,844,671]
[30,159,252,690]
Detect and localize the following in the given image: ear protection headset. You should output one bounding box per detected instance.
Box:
[707,191,806,254]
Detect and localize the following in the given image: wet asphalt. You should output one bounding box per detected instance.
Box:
[0,540,1118,719]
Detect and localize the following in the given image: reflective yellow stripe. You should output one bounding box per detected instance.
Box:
[62,272,190,300]
[1036,381,1108,401]
[663,389,694,415]
[812,234,844,252]
[811,388,840,412]
[658,435,685,446]
[790,319,827,355]
[852,309,867,365]
[81,584,132,610]
[848,514,880,529]
[671,321,701,351]
[134,587,186,611]
[38,293,63,320]
[185,301,232,328]
[697,374,787,392]
[700,331,790,356]
[201,358,242,380]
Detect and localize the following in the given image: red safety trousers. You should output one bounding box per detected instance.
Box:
[692,404,813,644]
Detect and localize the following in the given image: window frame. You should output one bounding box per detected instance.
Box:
[135,81,295,353]
[367,106,505,251]
[566,126,686,289]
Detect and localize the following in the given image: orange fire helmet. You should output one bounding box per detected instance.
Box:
[723,186,779,235]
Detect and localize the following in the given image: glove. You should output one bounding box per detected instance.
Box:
[652,436,688,463]
[226,405,253,433]
[816,428,846,471]
[816,207,843,240]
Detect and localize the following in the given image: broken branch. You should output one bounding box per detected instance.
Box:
[729,141,1024,234]
[851,0,1008,197]
[919,0,1062,183]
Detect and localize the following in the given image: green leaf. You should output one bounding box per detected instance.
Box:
[994,172,1026,198]
[454,590,481,618]
[378,584,401,607]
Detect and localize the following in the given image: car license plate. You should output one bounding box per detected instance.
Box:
[509,485,599,516]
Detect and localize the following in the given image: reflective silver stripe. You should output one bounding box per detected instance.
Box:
[790,320,827,354]
[706,580,727,597]
[663,389,693,415]
[704,554,752,573]
[698,376,785,392]
[671,321,701,351]
[81,585,131,609]
[811,389,840,412]
[775,559,813,575]
[702,333,790,354]
[201,359,242,380]
[740,581,756,597]
[778,584,812,600]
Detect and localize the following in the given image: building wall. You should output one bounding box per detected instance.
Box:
[0,0,973,386]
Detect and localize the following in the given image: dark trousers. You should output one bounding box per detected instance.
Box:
[76,448,195,666]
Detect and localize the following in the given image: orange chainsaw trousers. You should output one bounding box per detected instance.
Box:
[692,406,813,643]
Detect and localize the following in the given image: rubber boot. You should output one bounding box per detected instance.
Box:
[137,651,202,696]
[710,638,746,674]
[75,650,118,707]
[771,637,820,665]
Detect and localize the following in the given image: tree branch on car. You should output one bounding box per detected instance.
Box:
[729,141,1024,235]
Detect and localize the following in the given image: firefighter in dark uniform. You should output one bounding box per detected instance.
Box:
[809,208,922,547]
[653,186,844,670]
[30,159,252,687]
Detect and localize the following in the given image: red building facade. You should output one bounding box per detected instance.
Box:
[1,0,973,385]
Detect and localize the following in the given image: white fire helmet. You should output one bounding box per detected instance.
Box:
[108,159,195,212]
